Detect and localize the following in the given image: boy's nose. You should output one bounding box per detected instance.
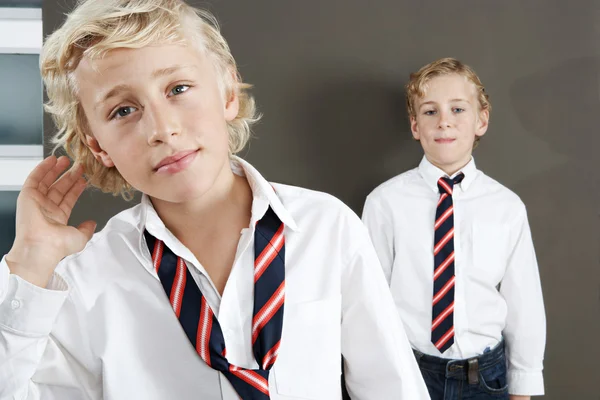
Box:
[145,103,181,145]
[437,114,452,129]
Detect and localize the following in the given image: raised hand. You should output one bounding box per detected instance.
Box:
[5,156,97,287]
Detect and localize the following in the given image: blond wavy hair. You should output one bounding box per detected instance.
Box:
[406,57,491,147]
[41,0,260,198]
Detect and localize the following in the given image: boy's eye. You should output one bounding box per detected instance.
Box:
[111,106,137,120]
[424,110,436,116]
[453,107,465,113]
[169,84,190,96]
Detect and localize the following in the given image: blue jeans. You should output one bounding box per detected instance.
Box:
[413,341,509,400]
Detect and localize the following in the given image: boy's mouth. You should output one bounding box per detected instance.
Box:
[434,138,456,144]
[154,149,199,173]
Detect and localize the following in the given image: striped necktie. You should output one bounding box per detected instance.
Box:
[144,206,285,399]
[431,173,464,353]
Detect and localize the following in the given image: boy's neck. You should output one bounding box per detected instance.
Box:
[426,155,472,177]
[150,161,253,241]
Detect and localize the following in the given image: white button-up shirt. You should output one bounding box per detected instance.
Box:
[0,157,429,400]
[362,156,546,396]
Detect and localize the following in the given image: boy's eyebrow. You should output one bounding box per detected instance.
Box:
[151,64,196,79]
[418,98,470,108]
[95,65,197,110]
[96,84,131,110]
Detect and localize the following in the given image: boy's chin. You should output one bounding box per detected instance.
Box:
[147,183,213,204]
[426,151,472,168]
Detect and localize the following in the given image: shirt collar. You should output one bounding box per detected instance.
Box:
[137,155,299,259]
[417,155,478,194]
[230,156,298,231]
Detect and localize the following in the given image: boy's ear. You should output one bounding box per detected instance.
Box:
[410,115,421,141]
[476,109,490,137]
[85,135,115,168]
[223,70,240,122]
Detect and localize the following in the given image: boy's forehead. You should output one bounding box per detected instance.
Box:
[75,44,204,80]
[417,74,477,102]
[73,44,208,104]
[78,44,201,71]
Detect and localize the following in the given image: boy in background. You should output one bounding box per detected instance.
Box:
[363,57,546,400]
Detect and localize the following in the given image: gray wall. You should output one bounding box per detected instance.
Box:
[43,1,600,398]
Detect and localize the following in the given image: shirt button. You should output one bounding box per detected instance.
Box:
[11,299,21,310]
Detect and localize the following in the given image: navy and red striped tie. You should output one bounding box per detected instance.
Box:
[144,207,285,399]
[431,173,464,353]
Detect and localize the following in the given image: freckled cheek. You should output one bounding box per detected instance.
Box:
[456,122,474,133]
[423,127,439,140]
[105,133,146,161]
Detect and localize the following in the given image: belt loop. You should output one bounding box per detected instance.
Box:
[467,358,479,385]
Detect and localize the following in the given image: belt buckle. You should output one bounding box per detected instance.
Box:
[467,358,479,385]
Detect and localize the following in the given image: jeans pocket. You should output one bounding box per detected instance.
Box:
[478,363,509,395]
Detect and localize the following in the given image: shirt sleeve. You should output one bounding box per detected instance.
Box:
[0,256,99,399]
[500,206,546,395]
[361,194,395,285]
[340,231,430,400]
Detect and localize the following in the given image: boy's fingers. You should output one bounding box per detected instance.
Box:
[47,165,84,205]
[76,220,97,243]
[58,178,87,219]
[38,156,71,195]
[22,156,59,189]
